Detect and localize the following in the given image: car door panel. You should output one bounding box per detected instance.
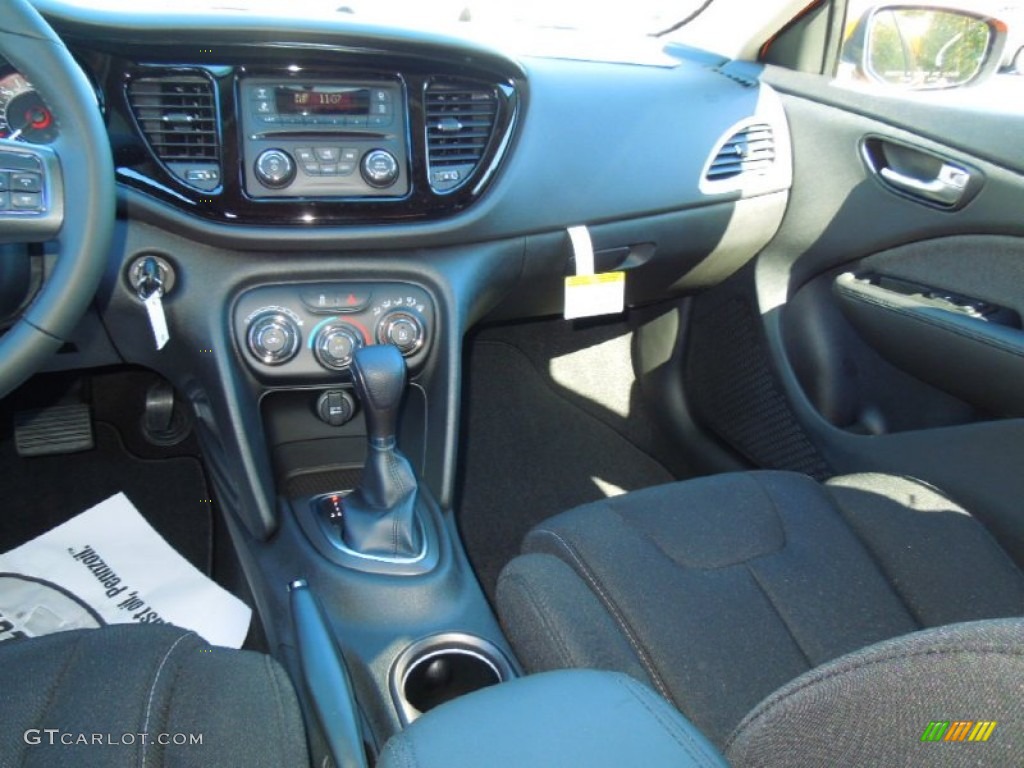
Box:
[833,269,1024,417]
[683,75,1024,567]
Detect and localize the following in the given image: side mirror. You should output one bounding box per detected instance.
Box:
[850,5,1007,89]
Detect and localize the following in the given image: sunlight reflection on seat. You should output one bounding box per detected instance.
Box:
[591,476,627,497]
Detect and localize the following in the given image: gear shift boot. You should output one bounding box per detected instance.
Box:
[342,439,423,556]
[342,345,424,558]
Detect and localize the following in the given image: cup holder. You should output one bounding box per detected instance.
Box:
[391,633,516,723]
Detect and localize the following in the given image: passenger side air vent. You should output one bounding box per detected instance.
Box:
[705,123,775,182]
[425,81,498,193]
[127,74,221,191]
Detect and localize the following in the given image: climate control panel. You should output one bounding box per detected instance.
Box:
[234,282,433,380]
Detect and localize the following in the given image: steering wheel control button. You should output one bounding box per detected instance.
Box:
[247,312,300,365]
[378,311,425,355]
[360,149,400,188]
[11,173,41,192]
[254,149,296,189]
[315,390,356,427]
[0,151,41,171]
[1,157,48,213]
[12,192,42,211]
[313,323,364,371]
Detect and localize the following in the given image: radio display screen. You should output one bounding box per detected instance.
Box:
[274,87,371,116]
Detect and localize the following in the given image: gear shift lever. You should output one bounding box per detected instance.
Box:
[342,345,422,557]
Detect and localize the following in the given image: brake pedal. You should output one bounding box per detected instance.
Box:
[14,403,94,457]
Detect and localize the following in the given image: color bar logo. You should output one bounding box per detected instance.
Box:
[921,721,997,742]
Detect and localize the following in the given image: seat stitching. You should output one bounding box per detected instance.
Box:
[744,474,790,555]
[828,475,1024,594]
[21,632,88,768]
[618,676,722,767]
[744,563,814,669]
[500,571,577,668]
[151,639,191,768]
[602,485,790,573]
[824,489,925,630]
[731,475,814,666]
[725,643,1024,752]
[140,631,191,768]
[532,528,676,705]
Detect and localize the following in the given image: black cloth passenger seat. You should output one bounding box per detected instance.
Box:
[496,471,1024,751]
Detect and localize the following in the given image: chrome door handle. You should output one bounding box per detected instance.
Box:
[878,162,971,206]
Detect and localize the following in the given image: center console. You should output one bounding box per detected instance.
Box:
[225,270,520,766]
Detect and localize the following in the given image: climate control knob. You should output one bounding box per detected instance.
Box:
[254,148,296,189]
[360,149,400,188]
[377,311,425,356]
[313,323,364,371]
[247,312,300,365]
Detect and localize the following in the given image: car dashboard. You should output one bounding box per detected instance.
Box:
[4,3,797,487]
[6,5,792,237]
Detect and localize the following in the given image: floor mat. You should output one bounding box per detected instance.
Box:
[0,422,213,575]
[458,321,680,602]
[0,493,250,647]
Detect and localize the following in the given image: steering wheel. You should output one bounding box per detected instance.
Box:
[0,0,115,397]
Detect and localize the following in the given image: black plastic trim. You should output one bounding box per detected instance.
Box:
[87,48,520,225]
[390,632,517,725]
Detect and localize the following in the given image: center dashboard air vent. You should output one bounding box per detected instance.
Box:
[705,122,775,182]
[425,81,499,193]
[127,73,222,192]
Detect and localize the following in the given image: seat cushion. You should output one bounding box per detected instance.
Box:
[725,618,1024,767]
[0,624,308,767]
[496,470,1024,746]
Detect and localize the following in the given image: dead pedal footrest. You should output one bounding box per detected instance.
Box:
[14,404,94,457]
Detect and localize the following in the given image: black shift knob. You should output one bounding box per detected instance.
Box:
[341,343,421,557]
[349,344,406,443]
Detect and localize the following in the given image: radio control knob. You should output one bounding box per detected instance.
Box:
[254,149,296,189]
[248,312,300,365]
[313,323,364,371]
[360,149,400,188]
[377,311,425,356]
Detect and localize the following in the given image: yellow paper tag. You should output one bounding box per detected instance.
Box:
[564,271,625,320]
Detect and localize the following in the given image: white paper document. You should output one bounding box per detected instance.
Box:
[564,224,625,320]
[0,493,250,648]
